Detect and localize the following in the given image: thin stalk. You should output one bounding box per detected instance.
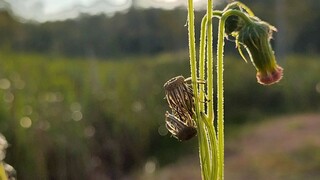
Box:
[199,9,223,180]
[215,9,252,180]
[199,15,207,112]
[187,0,208,178]
[225,1,255,16]
[198,118,210,178]
[200,10,225,180]
[206,0,214,124]
[187,0,199,113]
[222,9,253,24]
[201,114,218,180]
[198,15,212,180]
[217,16,225,179]
[206,0,217,179]
[199,11,223,112]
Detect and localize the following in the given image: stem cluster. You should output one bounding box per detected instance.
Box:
[186,1,262,180]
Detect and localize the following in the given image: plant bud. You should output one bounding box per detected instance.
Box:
[237,19,283,85]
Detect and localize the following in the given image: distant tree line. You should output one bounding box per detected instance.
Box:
[0,9,192,58]
[0,0,319,58]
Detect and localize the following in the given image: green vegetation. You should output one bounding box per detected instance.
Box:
[0,51,319,179]
[0,0,319,58]
[0,0,319,179]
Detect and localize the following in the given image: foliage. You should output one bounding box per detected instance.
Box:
[0,52,319,179]
[0,0,320,58]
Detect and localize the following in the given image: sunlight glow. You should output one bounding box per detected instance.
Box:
[72,111,83,121]
[144,160,156,174]
[20,117,32,128]
[1,0,217,22]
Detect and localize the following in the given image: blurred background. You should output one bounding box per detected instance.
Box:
[0,0,319,179]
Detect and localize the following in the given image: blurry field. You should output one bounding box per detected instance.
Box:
[0,51,319,179]
[225,113,320,180]
[134,113,320,180]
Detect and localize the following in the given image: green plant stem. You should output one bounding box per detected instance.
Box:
[215,9,252,180]
[205,0,216,178]
[199,17,216,180]
[197,118,210,178]
[225,1,255,16]
[199,16,207,112]
[201,114,218,180]
[187,0,209,179]
[188,2,253,180]
[196,6,222,180]
[217,16,225,180]
[206,0,218,179]
[187,0,198,110]
[222,9,253,24]
[199,9,224,180]
[206,0,214,125]
[199,11,223,111]
[198,15,211,180]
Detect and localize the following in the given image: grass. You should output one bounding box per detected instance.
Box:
[0,51,319,179]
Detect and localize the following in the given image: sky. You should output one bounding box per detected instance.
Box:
[0,0,220,22]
